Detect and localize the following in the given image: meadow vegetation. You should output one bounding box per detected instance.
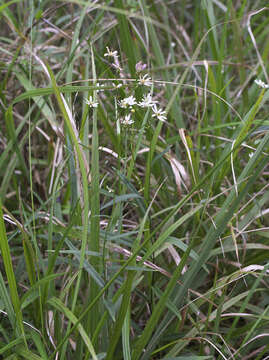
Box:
[1,1,269,359]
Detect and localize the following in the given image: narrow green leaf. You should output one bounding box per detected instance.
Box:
[100,193,142,211]
[48,297,98,360]
[0,198,25,339]
[5,106,28,177]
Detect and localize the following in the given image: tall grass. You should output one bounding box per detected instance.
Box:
[1,1,269,359]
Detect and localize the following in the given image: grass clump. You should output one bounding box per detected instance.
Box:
[1,1,269,359]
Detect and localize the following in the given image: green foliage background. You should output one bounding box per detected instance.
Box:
[0,1,269,359]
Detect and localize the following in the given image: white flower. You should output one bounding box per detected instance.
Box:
[119,95,136,108]
[138,74,153,87]
[152,104,166,122]
[254,79,269,88]
[95,82,104,93]
[85,96,98,108]
[120,114,134,126]
[138,93,157,108]
[104,46,118,58]
[112,82,123,89]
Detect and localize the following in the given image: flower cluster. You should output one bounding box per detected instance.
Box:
[84,91,167,124]
[118,93,167,124]
[84,50,167,126]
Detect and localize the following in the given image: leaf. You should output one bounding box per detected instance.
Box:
[48,297,98,360]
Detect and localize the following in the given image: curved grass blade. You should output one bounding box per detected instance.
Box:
[48,297,98,360]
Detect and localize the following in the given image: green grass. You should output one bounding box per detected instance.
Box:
[1,0,269,359]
